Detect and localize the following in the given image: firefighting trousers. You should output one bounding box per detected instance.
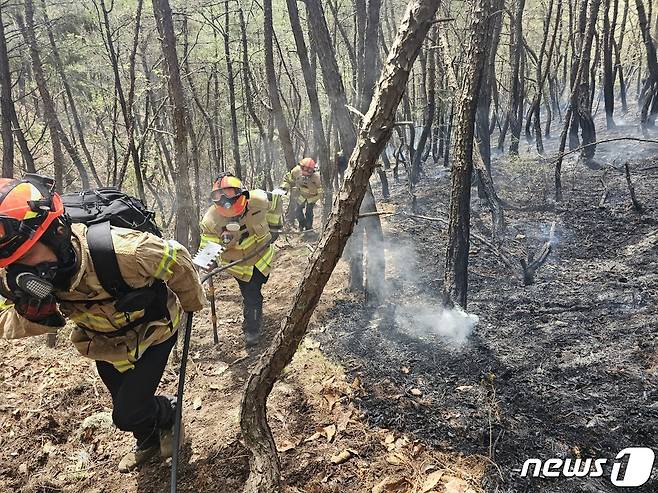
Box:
[235,267,269,311]
[96,334,176,447]
[295,201,315,231]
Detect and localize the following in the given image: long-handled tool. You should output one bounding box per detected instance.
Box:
[170,241,274,492]
[208,277,219,344]
[170,311,193,493]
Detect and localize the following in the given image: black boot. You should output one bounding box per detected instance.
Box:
[243,306,262,347]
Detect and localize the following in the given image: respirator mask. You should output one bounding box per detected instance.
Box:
[6,262,58,300]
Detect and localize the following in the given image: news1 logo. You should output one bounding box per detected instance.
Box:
[519,448,655,487]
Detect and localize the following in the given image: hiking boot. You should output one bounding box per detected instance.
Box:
[118,442,159,472]
[159,420,185,459]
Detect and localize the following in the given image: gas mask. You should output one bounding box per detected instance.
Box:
[5,241,77,300]
[6,262,58,300]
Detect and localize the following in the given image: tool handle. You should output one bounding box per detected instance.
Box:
[170,312,193,493]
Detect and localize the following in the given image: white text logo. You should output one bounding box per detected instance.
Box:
[519,448,655,487]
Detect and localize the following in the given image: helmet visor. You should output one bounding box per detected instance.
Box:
[0,216,28,260]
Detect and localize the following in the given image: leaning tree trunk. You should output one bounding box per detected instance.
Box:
[239,2,440,491]
[444,0,498,309]
[152,0,200,249]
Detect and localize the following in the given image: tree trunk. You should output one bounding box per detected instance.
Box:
[555,0,602,200]
[305,0,363,290]
[412,30,436,183]
[286,0,331,218]
[444,0,497,309]
[602,0,616,128]
[508,0,526,156]
[42,0,102,187]
[238,5,270,184]
[240,3,439,491]
[20,3,64,189]
[575,0,601,161]
[636,0,658,132]
[224,2,243,179]
[474,0,505,240]
[359,0,383,112]
[0,7,14,177]
[22,0,89,189]
[152,0,200,249]
[265,0,296,171]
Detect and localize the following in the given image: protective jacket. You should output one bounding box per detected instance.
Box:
[200,189,275,282]
[0,224,206,372]
[281,166,322,205]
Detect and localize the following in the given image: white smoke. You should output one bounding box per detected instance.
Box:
[394,304,479,345]
[368,238,480,346]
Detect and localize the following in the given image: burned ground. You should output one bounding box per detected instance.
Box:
[316,143,658,492]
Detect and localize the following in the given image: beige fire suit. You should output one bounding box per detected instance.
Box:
[281,165,322,205]
[0,223,206,372]
[199,189,275,282]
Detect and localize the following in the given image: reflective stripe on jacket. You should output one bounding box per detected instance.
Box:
[281,165,322,204]
[0,224,206,372]
[200,189,275,282]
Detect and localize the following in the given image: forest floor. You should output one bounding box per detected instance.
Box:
[1,126,658,493]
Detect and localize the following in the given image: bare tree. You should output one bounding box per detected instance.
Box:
[444,0,500,308]
[264,0,296,170]
[240,1,440,491]
[152,0,200,248]
[22,0,89,189]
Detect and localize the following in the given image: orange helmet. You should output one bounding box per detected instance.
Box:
[211,173,248,218]
[0,175,64,268]
[300,158,317,176]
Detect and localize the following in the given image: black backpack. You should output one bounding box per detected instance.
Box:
[61,188,170,354]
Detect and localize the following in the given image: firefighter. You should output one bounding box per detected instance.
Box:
[200,174,276,347]
[281,157,322,231]
[0,176,206,472]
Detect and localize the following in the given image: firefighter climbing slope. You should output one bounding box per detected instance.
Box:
[200,174,278,347]
[281,158,322,232]
[0,175,206,473]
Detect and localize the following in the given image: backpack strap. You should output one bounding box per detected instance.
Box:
[86,221,132,298]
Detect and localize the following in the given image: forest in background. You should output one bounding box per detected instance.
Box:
[1,0,655,245]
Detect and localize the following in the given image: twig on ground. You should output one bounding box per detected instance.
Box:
[624,163,644,212]
[598,176,609,209]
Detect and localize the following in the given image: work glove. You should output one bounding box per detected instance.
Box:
[14,293,65,327]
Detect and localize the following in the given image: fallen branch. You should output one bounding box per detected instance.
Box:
[550,137,658,164]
